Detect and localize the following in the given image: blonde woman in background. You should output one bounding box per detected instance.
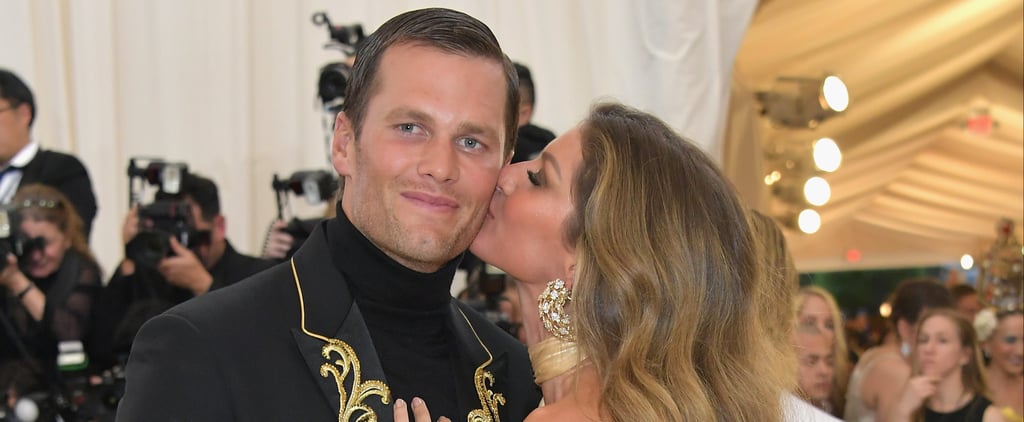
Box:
[750,210,840,421]
[890,308,1003,422]
[976,308,1024,422]
[797,286,851,415]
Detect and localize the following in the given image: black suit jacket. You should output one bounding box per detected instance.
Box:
[117,225,540,421]
[19,149,98,239]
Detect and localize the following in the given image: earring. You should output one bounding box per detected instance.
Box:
[539,278,574,341]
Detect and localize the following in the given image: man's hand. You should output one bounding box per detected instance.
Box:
[262,220,295,260]
[122,206,141,245]
[158,238,213,296]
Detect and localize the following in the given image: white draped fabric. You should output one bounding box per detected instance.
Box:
[0,0,756,276]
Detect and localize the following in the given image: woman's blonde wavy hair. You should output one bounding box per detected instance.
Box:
[566,103,790,422]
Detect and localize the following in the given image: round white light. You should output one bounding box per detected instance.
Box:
[798,209,821,234]
[879,302,892,318]
[804,177,832,206]
[813,137,842,172]
[960,254,974,270]
[822,76,849,112]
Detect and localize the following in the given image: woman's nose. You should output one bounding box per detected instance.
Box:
[496,162,524,194]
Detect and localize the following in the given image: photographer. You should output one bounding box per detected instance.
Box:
[0,184,101,404]
[91,173,273,368]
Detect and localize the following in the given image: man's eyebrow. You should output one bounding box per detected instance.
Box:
[456,121,499,142]
[384,107,434,124]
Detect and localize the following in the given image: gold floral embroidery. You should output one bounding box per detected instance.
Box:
[458,309,506,422]
[320,339,392,422]
[291,259,392,422]
[467,369,505,422]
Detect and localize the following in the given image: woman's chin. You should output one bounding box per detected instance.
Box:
[27,265,55,279]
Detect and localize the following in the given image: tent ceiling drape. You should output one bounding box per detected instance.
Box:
[727,0,1024,272]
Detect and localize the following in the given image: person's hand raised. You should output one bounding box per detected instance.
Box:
[262,220,295,260]
[122,206,141,245]
[158,237,213,296]
[393,397,450,422]
[893,375,941,419]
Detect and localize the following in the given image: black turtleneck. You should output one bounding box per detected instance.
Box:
[324,210,462,420]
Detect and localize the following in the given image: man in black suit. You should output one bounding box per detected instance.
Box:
[117,8,540,422]
[0,69,97,240]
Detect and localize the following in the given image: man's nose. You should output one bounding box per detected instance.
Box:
[418,139,458,183]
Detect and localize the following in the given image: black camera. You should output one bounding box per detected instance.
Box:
[267,170,337,259]
[312,12,365,112]
[125,201,209,270]
[0,205,47,272]
[124,158,209,270]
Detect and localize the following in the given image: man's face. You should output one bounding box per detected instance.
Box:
[955,294,981,322]
[0,99,31,163]
[333,43,508,273]
[185,198,224,268]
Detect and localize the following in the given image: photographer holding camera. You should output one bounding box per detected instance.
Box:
[91,173,273,368]
[0,184,101,407]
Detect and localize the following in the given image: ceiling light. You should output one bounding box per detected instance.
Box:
[813,137,842,172]
[803,177,831,206]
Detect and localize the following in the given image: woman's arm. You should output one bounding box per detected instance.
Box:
[0,254,45,321]
[866,356,912,422]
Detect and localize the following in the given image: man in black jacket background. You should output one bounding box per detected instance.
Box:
[0,69,98,240]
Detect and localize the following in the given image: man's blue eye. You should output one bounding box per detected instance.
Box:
[399,124,416,132]
[459,138,480,149]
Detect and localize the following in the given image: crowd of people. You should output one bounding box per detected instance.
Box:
[0,7,1020,422]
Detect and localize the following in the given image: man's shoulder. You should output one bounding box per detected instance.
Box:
[167,262,295,330]
[28,148,87,169]
[223,243,277,276]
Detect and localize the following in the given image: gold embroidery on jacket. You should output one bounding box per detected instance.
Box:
[458,309,506,422]
[291,259,392,422]
[320,339,391,422]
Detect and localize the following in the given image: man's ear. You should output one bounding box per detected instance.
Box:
[15,103,32,128]
[517,102,532,127]
[214,214,226,239]
[332,112,356,177]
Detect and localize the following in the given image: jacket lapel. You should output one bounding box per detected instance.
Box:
[449,301,510,422]
[287,223,393,421]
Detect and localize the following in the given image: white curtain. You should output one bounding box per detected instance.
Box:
[0,0,756,276]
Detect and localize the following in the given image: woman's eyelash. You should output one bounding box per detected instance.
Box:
[527,170,541,186]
